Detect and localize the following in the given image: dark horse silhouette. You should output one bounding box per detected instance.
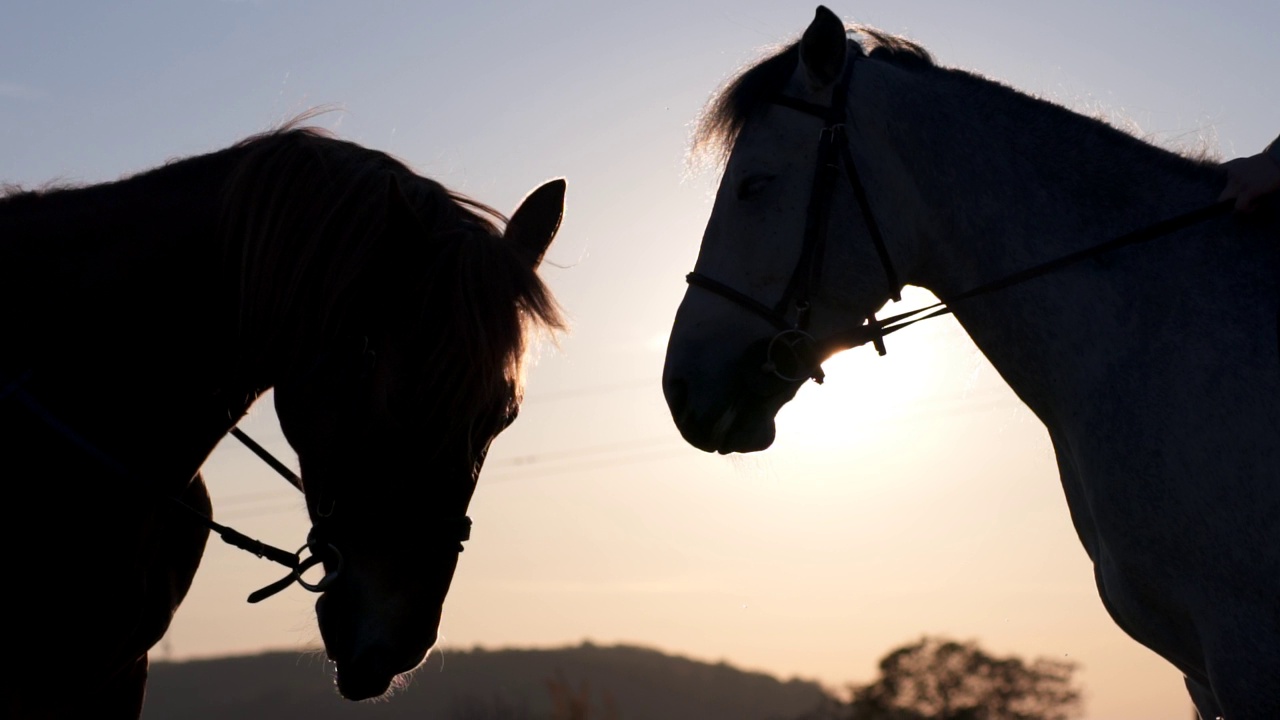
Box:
[0,124,566,717]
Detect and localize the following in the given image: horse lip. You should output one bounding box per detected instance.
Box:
[675,381,794,454]
[333,649,428,701]
[334,668,394,701]
[708,406,738,451]
[706,402,779,454]
[717,417,777,454]
[327,632,433,701]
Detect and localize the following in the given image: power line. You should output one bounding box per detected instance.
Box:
[522,378,655,404]
[215,500,306,523]
[485,447,687,483]
[488,436,681,468]
[206,383,1022,520]
[216,489,298,507]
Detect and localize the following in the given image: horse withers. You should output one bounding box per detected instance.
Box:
[0,124,566,716]
[663,7,1280,718]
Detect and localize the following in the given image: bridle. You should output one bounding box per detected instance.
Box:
[0,342,474,604]
[222,427,348,604]
[685,48,1234,392]
[687,51,895,389]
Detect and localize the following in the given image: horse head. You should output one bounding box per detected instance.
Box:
[269,171,566,700]
[663,6,929,454]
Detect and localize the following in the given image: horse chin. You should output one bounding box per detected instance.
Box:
[334,667,395,701]
[317,593,437,702]
[330,646,428,701]
[715,405,779,454]
[691,398,784,454]
[332,662,415,702]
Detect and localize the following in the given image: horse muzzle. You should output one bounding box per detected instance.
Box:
[316,586,440,701]
[663,370,798,454]
[331,649,426,701]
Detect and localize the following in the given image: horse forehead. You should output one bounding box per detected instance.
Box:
[725,113,816,180]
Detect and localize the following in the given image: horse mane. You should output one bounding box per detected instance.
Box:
[219,124,564,413]
[692,25,1215,174]
[693,26,933,167]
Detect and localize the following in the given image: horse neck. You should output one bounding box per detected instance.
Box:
[2,153,239,349]
[0,150,255,471]
[853,62,1225,292]
[850,60,1273,411]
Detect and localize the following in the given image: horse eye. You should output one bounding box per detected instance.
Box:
[735,174,775,200]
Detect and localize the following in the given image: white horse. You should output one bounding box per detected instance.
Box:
[662,7,1280,718]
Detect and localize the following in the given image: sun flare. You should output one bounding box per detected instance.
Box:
[770,290,954,453]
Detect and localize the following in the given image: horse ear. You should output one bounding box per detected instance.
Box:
[505,178,565,268]
[799,6,848,89]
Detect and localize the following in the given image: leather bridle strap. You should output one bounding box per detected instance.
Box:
[820,197,1237,353]
[838,128,901,303]
[687,50,902,376]
[1,370,303,569]
[684,43,1237,374]
[943,198,1235,305]
[772,60,901,308]
[0,368,347,602]
[685,273,792,332]
[229,426,302,491]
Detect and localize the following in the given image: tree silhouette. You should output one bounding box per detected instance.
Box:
[799,636,1082,720]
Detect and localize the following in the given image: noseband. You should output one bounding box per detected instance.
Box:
[686,52,899,390]
[685,49,1235,392]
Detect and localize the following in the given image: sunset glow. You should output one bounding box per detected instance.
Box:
[4,2,1277,718]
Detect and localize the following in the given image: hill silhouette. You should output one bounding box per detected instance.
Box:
[140,642,831,720]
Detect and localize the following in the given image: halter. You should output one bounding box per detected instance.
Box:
[685,50,1234,391]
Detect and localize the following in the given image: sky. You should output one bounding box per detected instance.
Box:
[4,2,1278,718]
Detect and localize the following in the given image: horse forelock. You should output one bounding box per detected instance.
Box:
[219,127,564,414]
[691,24,935,169]
[412,212,566,419]
[367,172,565,419]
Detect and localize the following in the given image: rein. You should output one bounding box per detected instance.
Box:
[686,50,1235,388]
[0,368,477,604]
[229,426,302,490]
[823,197,1235,353]
[0,370,334,602]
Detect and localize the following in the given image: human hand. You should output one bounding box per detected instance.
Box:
[1219,151,1280,212]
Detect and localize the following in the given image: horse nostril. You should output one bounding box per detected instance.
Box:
[664,376,690,420]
